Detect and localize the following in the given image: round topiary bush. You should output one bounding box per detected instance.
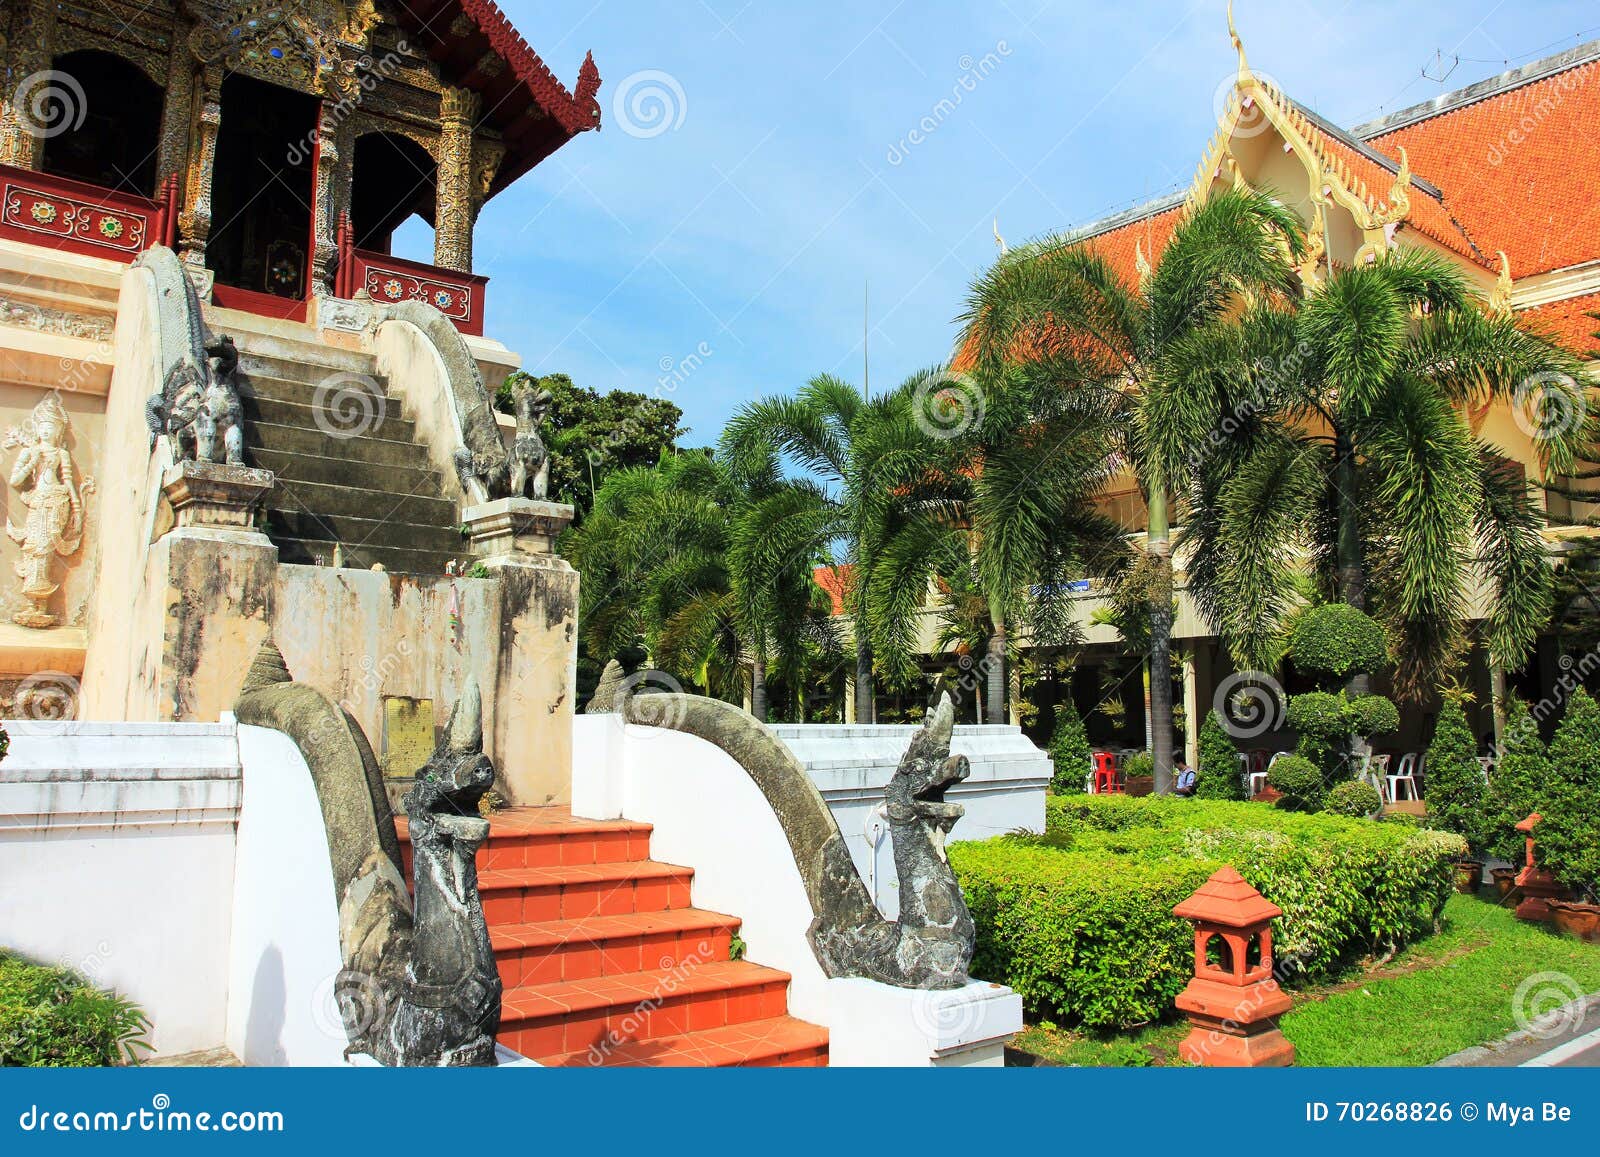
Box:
[1425,695,1487,857]
[1196,709,1244,800]
[1289,603,1388,685]
[1537,688,1600,900]
[1047,698,1092,795]
[1285,690,1349,741]
[1324,778,1383,818]
[1267,754,1325,811]
[1346,694,1400,738]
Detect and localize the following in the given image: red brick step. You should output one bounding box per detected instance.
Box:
[499,960,793,1061]
[397,805,827,1067]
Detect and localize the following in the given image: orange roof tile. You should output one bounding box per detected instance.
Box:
[813,564,853,616]
[1358,48,1600,277]
[1521,291,1600,356]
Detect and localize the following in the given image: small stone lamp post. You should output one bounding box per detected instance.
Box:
[1172,866,1295,1067]
[1514,813,1565,923]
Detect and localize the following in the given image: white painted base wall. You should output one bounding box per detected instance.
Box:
[0,722,240,1058]
[224,723,348,1066]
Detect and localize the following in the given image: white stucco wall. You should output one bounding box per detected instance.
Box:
[225,722,347,1067]
[0,721,239,1057]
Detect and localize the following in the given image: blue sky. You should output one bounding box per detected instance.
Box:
[408,0,1600,448]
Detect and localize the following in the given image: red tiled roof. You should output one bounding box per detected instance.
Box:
[389,0,601,195]
[1521,292,1600,356]
[813,564,853,616]
[1362,55,1600,277]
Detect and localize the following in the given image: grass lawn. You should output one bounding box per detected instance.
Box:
[1011,891,1600,1067]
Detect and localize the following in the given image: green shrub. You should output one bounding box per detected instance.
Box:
[1425,696,1488,857]
[1324,778,1383,818]
[1288,604,1388,685]
[0,953,150,1066]
[1286,691,1349,742]
[1047,699,1092,795]
[1267,753,1325,811]
[1196,710,1244,800]
[1347,694,1400,739]
[951,796,1462,1029]
[1485,697,1548,864]
[1537,689,1600,899]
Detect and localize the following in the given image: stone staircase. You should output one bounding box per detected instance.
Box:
[399,807,829,1067]
[216,311,467,575]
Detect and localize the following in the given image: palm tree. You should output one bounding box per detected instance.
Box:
[721,370,951,723]
[1146,249,1588,698]
[958,188,1305,788]
[565,449,740,696]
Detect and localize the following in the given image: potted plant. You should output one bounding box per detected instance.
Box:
[1535,690,1600,940]
[1486,696,1547,898]
[1424,693,1489,892]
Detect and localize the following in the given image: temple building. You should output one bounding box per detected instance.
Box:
[909,28,1600,760]
[0,0,603,802]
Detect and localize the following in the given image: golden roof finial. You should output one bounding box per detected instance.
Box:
[1490,251,1514,317]
[1228,0,1250,82]
[1135,239,1153,291]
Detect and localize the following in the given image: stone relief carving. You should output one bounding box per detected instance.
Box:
[0,297,113,342]
[4,393,94,629]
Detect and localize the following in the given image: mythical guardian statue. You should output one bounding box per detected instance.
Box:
[146,335,245,465]
[507,380,554,500]
[810,694,976,988]
[603,664,976,989]
[234,638,501,1065]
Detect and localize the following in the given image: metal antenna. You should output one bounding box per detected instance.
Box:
[863,279,870,401]
[1422,49,1459,85]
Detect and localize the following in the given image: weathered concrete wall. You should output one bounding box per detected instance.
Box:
[272,562,576,807]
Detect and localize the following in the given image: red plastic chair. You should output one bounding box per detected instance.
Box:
[1092,751,1122,794]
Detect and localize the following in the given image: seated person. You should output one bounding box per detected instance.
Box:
[1174,762,1198,796]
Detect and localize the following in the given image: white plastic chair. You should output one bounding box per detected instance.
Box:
[1388,752,1419,802]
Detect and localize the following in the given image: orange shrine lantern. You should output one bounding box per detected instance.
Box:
[1171,866,1295,1067]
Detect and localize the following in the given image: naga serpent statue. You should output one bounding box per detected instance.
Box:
[593,663,976,989]
[234,637,501,1065]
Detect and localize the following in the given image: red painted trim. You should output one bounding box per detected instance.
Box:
[0,163,162,263]
[211,283,309,323]
[348,246,487,336]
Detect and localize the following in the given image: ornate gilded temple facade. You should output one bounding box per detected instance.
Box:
[0,0,601,806]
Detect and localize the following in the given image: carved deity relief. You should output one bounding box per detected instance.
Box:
[4,393,94,629]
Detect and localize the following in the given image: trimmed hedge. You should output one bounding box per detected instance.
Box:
[951,795,1463,1029]
[0,952,149,1066]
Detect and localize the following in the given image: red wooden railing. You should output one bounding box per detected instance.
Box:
[336,213,487,337]
[0,163,176,263]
